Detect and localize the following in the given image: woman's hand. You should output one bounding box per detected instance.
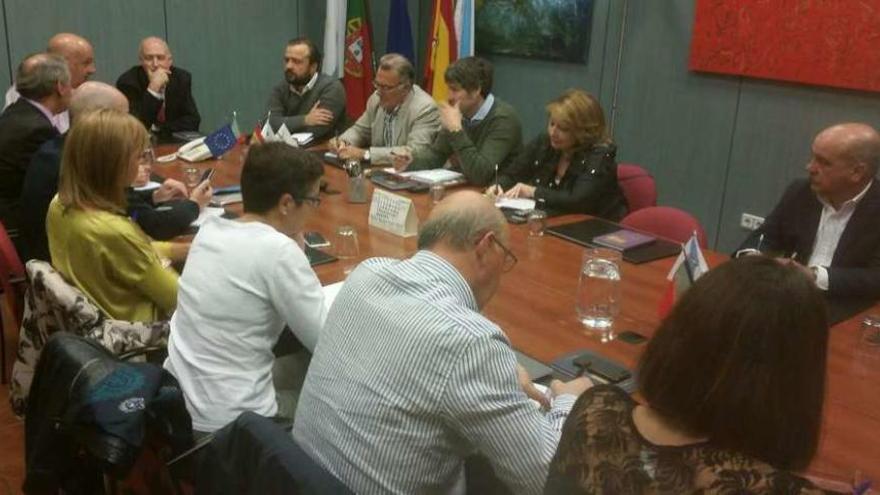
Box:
[484,184,504,197]
[503,183,536,199]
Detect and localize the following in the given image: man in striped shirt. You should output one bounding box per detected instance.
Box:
[293,191,591,494]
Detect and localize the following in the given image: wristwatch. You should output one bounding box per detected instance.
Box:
[363,149,371,162]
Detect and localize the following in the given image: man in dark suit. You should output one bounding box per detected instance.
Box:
[116,37,200,142]
[19,81,212,262]
[738,123,880,322]
[0,53,71,235]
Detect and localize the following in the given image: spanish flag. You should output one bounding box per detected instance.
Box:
[423,0,457,103]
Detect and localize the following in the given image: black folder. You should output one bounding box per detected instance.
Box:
[547,218,680,264]
[304,246,338,267]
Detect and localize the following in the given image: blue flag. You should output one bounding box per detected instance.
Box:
[204,123,237,157]
[386,0,415,64]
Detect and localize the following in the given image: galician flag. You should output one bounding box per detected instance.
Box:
[657,232,709,319]
[323,0,347,78]
[423,0,457,103]
[454,0,474,58]
[343,0,375,120]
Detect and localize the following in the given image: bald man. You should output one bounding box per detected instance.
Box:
[294,191,591,495]
[4,33,96,132]
[738,123,880,321]
[19,81,210,261]
[116,36,200,142]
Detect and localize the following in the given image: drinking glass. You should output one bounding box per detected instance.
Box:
[430,184,445,205]
[576,248,622,335]
[336,225,360,258]
[860,315,880,349]
[527,209,547,236]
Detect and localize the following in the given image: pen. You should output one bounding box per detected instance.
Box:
[494,163,499,192]
[790,251,798,260]
[756,233,764,251]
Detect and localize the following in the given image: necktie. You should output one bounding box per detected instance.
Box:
[157,101,166,124]
[383,111,395,146]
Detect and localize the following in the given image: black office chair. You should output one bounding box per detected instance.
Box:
[194,411,353,495]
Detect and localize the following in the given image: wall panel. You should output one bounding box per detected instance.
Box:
[610,0,740,246]
[166,0,301,131]
[0,1,10,87]
[716,81,880,251]
[4,0,164,87]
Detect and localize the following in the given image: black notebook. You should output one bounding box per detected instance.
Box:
[547,218,680,264]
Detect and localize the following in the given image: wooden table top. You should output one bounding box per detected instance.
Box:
[155,143,880,484]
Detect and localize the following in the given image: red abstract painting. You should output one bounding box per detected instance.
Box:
[689,0,880,93]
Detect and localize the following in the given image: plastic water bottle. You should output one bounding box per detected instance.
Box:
[576,248,621,333]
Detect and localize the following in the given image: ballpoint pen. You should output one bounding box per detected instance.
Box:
[756,233,764,251]
[494,163,499,193]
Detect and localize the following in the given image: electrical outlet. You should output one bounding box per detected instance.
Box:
[740,213,765,231]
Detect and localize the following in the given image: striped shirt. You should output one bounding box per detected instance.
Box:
[293,251,576,495]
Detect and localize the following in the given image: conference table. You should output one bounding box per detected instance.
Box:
[155,143,880,486]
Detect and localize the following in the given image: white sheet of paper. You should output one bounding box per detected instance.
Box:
[292,132,314,146]
[495,197,536,212]
[134,181,162,192]
[190,207,225,227]
[399,169,465,184]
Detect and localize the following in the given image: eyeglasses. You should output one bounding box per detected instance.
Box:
[490,234,518,272]
[298,195,321,207]
[372,81,404,93]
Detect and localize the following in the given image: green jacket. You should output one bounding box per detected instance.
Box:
[408,97,522,186]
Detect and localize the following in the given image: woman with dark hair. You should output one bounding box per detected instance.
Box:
[545,256,832,494]
[487,89,627,220]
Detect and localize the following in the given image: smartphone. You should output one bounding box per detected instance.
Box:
[617,330,648,345]
[552,350,632,384]
[199,168,216,183]
[304,231,331,248]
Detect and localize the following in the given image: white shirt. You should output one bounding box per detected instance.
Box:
[164,216,327,432]
[5,85,69,132]
[809,180,873,290]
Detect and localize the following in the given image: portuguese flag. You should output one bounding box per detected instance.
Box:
[343,0,375,120]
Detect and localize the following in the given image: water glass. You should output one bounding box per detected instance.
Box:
[182,166,201,188]
[335,225,360,260]
[527,209,547,236]
[345,158,362,178]
[576,248,622,334]
[860,315,880,348]
[430,183,445,205]
[347,176,368,203]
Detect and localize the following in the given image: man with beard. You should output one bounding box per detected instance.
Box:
[266,37,346,140]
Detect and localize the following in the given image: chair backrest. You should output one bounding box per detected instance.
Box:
[620,206,708,248]
[0,220,24,325]
[10,260,170,416]
[196,411,354,494]
[617,163,657,212]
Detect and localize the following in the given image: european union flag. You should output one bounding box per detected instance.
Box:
[386,0,414,63]
[204,124,237,157]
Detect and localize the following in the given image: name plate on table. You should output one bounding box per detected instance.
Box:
[369,189,418,237]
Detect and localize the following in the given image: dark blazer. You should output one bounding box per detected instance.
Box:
[116,65,200,140]
[740,179,880,321]
[499,133,628,220]
[20,134,199,262]
[0,99,59,230]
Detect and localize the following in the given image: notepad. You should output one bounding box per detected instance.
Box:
[593,229,656,251]
[495,197,535,212]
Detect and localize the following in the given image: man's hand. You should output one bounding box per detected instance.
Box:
[438,101,463,132]
[484,184,504,197]
[338,146,367,161]
[503,183,536,199]
[391,147,413,171]
[147,68,170,93]
[189,180,213,210]
[550,376,593,398]
[153,179,187,203]
[329,137,348,153]
[777,257,817,282]
[133,164,151,188]
[517,364,550,410]
[304,101,334,127]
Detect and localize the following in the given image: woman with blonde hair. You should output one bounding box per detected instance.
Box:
[47,108,183,321]
[488,89,627,219]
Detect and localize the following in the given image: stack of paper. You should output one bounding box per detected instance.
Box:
[494,197,536,212]
[399,169,465,185]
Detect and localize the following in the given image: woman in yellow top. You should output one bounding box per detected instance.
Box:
[47,109,182,321]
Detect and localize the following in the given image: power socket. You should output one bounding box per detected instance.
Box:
[740,213,765,231]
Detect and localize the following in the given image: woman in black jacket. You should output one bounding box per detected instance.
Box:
[488,89,628,220]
